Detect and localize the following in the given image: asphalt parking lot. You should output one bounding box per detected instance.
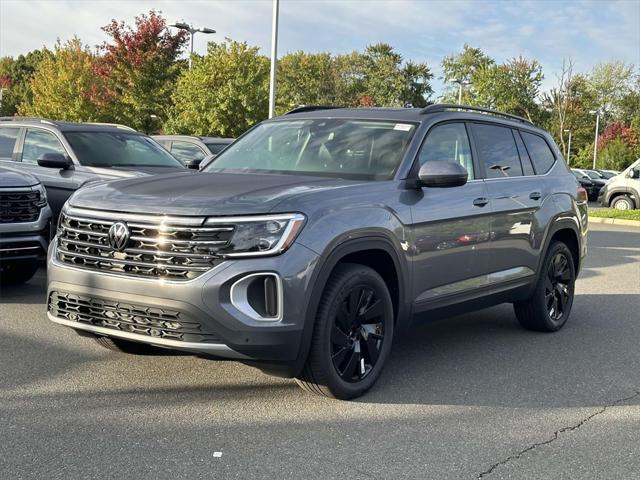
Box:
[1,223,639,479]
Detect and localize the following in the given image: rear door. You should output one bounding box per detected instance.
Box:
[410,122,493,309]
[470,123,545,279]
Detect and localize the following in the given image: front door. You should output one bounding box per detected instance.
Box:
[410,122,492,310]
[17,128,84,221]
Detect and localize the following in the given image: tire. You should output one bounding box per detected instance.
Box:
[94,336,164,355]
[514,241,576,332]
[295,263,394,400]
[611,195,635,210]
[0,260,39,285]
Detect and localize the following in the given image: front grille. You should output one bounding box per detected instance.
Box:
[57,209,235,280]
[48,291,221,343]
[0,190,42,223]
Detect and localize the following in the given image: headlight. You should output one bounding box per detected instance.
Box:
[35,184,47,207]
[204,213,306,258]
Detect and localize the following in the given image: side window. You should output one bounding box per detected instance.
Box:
[0,127,20,159]
[520,131,556,174]
[471,123,523,178]
[513,130,535,176]
[22,129,66,164]
[170,141,206,163]
[418,123,474,179]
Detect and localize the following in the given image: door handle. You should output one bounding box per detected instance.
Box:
[529,191,542,200]
[473,197,489,207]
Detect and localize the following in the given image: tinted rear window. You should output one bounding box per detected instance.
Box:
[521,132,556,174]
[471,123,523,178]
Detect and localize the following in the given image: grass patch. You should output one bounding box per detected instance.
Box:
[589,208,640,221]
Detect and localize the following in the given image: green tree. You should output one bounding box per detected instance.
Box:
[474,56,544,123]
[441,44,494,103]
[93,11,187,132]
[617,77,640,128]
[276,51,339,114]
[0,50,51,116]
[359,43,433,107]
[588,60,634,114]
[165,40,270,137]
[19,39,103,121]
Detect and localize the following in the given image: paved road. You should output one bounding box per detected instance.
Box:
[1,223,639,479]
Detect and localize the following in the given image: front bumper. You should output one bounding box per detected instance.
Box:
[0,206,52,262]
[47,240,320,362]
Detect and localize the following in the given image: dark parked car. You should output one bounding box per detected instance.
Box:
[47,105,587,399]
[153,135,234,168]
[571,170,597,199]
[572,168,606,200]
[0,118,186,221]
[0,166,52,284]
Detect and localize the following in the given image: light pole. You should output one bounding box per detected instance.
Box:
[589,109,601,170]
[564,129,572,165]
[169,21,216,69]
[451,78,471,104]
[268,0,280,119]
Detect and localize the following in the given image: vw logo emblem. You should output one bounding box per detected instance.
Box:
[108,222,130,251]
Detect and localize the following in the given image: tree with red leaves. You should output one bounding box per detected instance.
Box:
[598,122,639,151]
[94,11,187,132]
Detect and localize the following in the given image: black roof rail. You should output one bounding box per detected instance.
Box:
[420,104,533,125]
[284,105,341,115]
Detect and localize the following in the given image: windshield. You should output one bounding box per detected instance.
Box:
[64,132,183,168]
[205,142,230,155]
[586,170,602,179]
[204,119,416,180]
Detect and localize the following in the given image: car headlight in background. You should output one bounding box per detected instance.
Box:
[35,184,48,207]
[205,213,306,258]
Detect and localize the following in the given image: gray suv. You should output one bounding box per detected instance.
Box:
[1,166,52,284]
[153,135,234,168]
[47,105,588,399]
[0,118,186,222]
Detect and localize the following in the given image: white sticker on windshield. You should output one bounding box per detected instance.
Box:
[394,123,413,131]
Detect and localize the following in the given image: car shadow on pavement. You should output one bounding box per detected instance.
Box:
[0,268,48,305]
[363,293,640,407]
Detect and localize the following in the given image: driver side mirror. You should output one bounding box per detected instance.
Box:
[418,161,468,188]
[37,153,72,169]
[184,158,203,170]
[198,154,217,171]
[628,169,640,179]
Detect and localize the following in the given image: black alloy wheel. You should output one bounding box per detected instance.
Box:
[296,263,394,399]
[330,285,385,382]
[545,252,572,322]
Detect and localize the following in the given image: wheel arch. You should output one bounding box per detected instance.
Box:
[538,218,582,277]
[293,234,410,377]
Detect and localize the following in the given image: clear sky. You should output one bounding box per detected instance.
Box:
[1,0,638,96]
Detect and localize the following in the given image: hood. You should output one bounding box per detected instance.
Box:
[0,166,39,188]
[69,171,363,216]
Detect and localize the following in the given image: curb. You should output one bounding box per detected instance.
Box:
[589,216,640,228]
